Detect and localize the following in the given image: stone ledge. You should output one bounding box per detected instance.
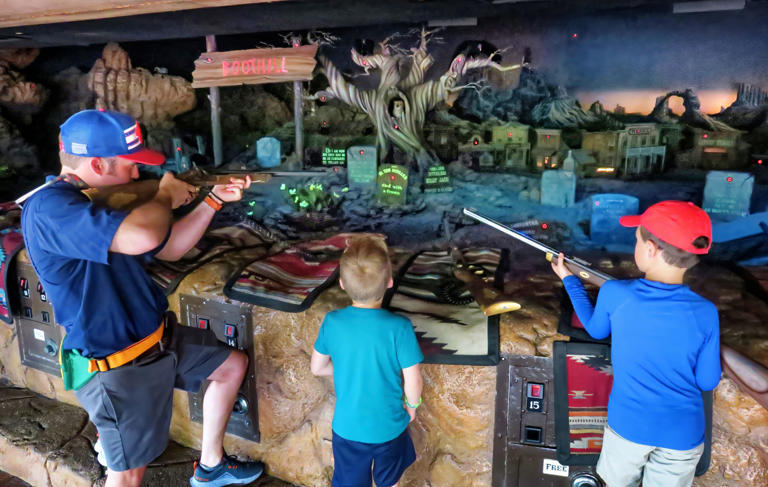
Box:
[0,385,296,487]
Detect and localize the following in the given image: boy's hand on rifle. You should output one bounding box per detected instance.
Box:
[211,175,252,203]
[551,252,574,280]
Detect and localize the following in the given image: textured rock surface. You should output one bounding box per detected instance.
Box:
[87,42,196,129]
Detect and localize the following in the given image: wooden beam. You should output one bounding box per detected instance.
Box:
[0,0,288,29]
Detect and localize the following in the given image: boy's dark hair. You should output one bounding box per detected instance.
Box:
[339,236,391,303]
[639,226,708,269]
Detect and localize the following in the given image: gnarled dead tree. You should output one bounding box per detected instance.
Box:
[315,28,522,175]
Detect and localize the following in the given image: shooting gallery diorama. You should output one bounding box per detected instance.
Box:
[0,0,767,486]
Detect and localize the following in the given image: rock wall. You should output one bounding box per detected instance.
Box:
[87,43,196,129]
[2,248,768,485]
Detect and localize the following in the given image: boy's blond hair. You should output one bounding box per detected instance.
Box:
[340,236,391,303]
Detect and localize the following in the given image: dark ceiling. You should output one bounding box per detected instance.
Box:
[0,0,695,49]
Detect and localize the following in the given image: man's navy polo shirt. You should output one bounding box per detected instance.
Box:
[21,178,168,358]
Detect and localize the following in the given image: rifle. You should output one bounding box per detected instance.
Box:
[75,168,325,211]
[462,208,615,287]
[450,247,521,317]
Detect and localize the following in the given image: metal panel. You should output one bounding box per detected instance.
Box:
[13,262,62,377]
[180,294,260,443]
[493,354,603,487]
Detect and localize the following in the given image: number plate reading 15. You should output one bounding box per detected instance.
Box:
[527,398,543,412]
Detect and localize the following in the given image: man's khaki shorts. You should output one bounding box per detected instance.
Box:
[597,425,704,487]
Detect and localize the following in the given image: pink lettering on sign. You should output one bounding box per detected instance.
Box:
[221,57,291,76]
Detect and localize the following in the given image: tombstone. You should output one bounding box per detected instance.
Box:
[347,145,378,191]
[590,194,639,245]
[376,164,409,206]
[256,136,281,168]
[703,171,753,220]
[321,147,346,166]
[562,149,576,172]
[478,151,495,171]
[540,170,576,207]
[424,165,453,193]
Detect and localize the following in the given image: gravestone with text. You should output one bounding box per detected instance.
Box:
[590,194,639,245]
[703,171,753,220]
[377,164,409,206]
[347,145,378,191]
[424,165,453,193]
[540,170,576,207]
[256,137,281,168]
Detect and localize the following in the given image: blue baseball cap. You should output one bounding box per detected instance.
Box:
[60,109,165,165]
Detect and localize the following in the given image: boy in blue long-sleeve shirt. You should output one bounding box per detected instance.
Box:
[552,201,721,487]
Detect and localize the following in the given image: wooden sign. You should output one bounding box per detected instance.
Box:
[192,44,318,88]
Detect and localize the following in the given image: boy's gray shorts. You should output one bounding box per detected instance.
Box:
[74,318,232,472]
[597,425,704,487]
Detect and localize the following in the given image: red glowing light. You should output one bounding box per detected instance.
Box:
[206,57,212,63]
[545,134,551,139]
[758,159,764,165]
[320,96,326,102]
[362,60,367,65]
[176,147,181,152]
[702,134,708,139]
[726,176,733,182]
[394,124,399,130]
[293,42,300,48]
[541,223,548,229]
[508,132,513,137]
[473,139,479,145]
[322,121,327,126]
[571,33,578,39]
[594,200,600,206]
[390,175,396,181]
[359,150,364,155]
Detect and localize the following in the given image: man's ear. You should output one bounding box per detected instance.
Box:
[338,277,346,290]
[89,157,105,175]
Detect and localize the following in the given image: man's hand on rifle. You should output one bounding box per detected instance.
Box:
[551,252,574,280]
[210,175,252,203]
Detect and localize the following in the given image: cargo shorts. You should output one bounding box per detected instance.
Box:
[74,315,232,471]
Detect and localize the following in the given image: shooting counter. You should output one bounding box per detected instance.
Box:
[1,244,767,487]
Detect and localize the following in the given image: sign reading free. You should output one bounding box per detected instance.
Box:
[192,45,318,88]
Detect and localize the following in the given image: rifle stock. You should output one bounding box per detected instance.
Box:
[462,208,615,287]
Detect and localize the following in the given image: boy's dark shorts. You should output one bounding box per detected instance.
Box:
[331,428,416,487]
[74,317,232,472]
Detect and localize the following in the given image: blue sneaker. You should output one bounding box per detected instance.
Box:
[190,454,265,486]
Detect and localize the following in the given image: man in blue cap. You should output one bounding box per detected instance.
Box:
[21,109,264,487]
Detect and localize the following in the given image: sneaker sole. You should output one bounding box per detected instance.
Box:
[189,468,263,487]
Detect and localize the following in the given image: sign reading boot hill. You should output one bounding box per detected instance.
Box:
[424,165,453,193]
[377,164,409,206]
[192,45,318,88]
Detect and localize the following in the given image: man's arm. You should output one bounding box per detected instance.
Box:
[403,363,423,422]
[110,172,196,255]
[154,176,251,261]
[310,349,334,377]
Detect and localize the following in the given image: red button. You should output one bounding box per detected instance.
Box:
[198,318,209,329]
[528,383,543,399]
[225,325,236,337]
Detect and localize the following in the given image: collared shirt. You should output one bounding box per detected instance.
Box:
[21,177,168,358]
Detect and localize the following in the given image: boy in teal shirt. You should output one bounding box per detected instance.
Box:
[311,235,424,487]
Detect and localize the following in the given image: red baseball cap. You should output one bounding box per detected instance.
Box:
[619,200,712,254]
[60,110,166,165]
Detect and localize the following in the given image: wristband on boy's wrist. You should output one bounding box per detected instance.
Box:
[403,395,422,409]
[208,191,225,204]
[203,194,223,212]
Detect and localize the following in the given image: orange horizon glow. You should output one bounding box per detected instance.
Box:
[575,89,739,116]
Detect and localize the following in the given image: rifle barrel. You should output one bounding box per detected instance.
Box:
[463,208,557,254]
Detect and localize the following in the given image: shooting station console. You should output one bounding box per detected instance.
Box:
[493,354,602,487]
[13,261,63,377]
[180,294,260,442]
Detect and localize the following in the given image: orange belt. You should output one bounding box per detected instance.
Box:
[88,322,164,373]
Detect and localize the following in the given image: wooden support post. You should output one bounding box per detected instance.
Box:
[293,80,303,164]
[206,35,223,167]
